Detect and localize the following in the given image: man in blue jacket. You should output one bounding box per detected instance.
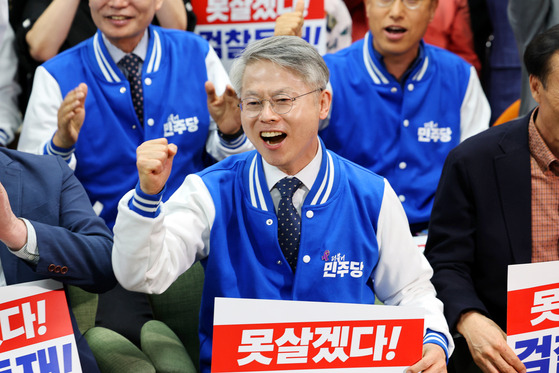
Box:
[112,36,453,373]
[275,0,490,234]
[0,147,115,372]
[17,0,253,344]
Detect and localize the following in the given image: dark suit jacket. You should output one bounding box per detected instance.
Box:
[425,112,532,334]
[0,148,116,372]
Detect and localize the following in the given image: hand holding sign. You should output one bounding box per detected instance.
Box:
[458,310,526,373]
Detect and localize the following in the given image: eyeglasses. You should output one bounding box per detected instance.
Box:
[375,0,424,10]
[239,89,322,118]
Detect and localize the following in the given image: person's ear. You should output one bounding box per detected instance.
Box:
[318,89,332,120]
[529,75,542,104]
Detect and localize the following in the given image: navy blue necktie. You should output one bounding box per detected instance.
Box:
[276,177,303,272]
[119,54,144,125]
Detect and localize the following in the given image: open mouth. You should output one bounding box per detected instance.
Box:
[385,26,407,34]
[261,131,286,145]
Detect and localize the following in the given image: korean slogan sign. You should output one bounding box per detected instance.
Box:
[508,261,559,372]
[212,297,424,372]
[192,0,326,71]
[0,280,81,373]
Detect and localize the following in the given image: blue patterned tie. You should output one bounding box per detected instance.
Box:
[276,177,303,272]
[119,54,144,125]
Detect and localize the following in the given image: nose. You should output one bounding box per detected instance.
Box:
[388,0,405,16]
[258,100,280,121]
[108,0,129,7]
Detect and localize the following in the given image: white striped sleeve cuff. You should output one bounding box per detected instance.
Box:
[219,133,248,149]
[129,183,165,218]
[44,138,75,162]
[423,328,449,362]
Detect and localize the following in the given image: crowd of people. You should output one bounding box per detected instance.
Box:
[1,0,558,372]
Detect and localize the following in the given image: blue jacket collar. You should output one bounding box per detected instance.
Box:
[362,31,429,85]
[91,25,163,83]
[245,139,339,212]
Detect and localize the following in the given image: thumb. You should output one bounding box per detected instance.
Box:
[294,0,305,13]
[168,143,178,161]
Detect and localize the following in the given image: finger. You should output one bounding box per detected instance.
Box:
[138,146,172,162]
[77,83,88,104]
[59,99,79,119]
[224,84,238,98]
[205,81,218,102]
[70,85,86,101]
[168,143,178,158]
[138,138,169,151]
[294,0,305,14]
[501,347,526,372]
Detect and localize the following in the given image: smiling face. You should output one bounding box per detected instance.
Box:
[89,0,163,53]
[366,0,437,65]
[240,60,331,175]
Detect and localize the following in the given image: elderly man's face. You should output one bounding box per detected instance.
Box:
[240,60,331,176]
[89,0,163,53]
[366,0,437,63]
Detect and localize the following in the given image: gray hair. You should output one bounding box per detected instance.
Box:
[229,36,329,96]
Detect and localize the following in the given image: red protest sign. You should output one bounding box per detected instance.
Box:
[193,0,325,26]
[191,0,327,71]
[0,280,81,372]
[212,319,423,371]
[212,298,424,372]
[508,282,559,336]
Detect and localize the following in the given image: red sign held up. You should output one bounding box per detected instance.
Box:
[212,298,424,372]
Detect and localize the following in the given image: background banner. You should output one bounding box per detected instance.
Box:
[192,0,326,71]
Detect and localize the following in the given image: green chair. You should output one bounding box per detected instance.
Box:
[141,262,205,373]
[67,285,155,372]
[67,262,204,373]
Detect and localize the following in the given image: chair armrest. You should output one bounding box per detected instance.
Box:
[141,320,197,373]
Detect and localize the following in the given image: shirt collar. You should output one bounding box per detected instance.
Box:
[102,29,149,63]
[262,140,323,192]
[529,107,559,173]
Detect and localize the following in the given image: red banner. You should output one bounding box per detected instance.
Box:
[212,319,423,371]
[508,282,559,336]
[193,0,325,25]
[0,290,72,352]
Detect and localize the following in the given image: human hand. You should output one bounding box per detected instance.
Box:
[205,81,242,136]
[274,0,305,37]
[457,311,526,373]
[54,83,88,148]
[0,181,27,250]
[136,138,178,195]
[406,343,447,373]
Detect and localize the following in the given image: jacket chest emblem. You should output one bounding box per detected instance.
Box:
[164,114,199,137]
[322,251,364,279]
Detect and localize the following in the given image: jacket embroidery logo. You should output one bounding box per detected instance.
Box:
[164,114,199,137]
[417,121,452,143]
[323,252,364,278]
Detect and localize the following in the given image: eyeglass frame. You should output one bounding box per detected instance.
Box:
[238,88,324,118]
[374,0,424,10]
